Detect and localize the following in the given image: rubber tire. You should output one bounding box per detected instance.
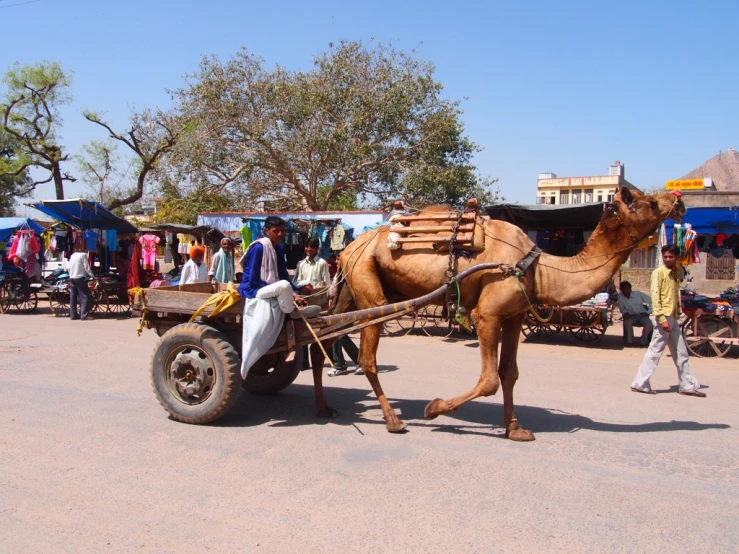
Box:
[150,322,242,424]
[243,348,303,395]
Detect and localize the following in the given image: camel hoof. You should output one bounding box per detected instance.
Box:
[386,420,407,433]
[424,398,446,420]
[316,406,339,419]
[506,427,535,442]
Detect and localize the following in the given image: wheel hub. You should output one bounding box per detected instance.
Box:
[170,349,214,399]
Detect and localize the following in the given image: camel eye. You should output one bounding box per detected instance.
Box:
[650,201,659,210]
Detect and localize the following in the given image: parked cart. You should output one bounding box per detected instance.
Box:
[0,272,39,314]
[522,303,610,342]
[681,305,736,358]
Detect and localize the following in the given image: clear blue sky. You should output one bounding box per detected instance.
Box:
[2,0,737,211]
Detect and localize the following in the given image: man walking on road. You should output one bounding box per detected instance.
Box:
[68,245,95,320]
[618,280,653,346]
[631,244,705,397]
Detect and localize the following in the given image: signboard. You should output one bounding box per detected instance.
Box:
[666,179,705,190]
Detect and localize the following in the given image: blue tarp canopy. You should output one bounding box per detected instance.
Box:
[30,199,137,233]
[0,217,45,243]
[663,206,739,236]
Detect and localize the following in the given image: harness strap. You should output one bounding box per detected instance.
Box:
[515,246,542,273]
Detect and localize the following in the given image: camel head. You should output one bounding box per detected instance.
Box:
[601,186,686,243]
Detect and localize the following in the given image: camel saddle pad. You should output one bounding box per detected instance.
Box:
[387,211,485,252]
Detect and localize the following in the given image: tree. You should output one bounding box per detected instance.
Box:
[0,131,33,216]
[83,108,188,211]
[172,40,490,211]
[76,139,122,205]
[154,177,240,225]
[0,61,75,199]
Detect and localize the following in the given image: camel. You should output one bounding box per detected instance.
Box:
[309,186,685,441]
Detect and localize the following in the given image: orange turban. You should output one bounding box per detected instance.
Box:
[189,245,205,258]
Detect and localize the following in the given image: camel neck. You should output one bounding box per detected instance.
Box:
[533,225,636,306]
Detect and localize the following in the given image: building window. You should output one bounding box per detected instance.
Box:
[548,196,556,205]
[597,194,603,202]
[706,251,736,280]
[571,189,582,204]
[629,246,658,269]
[559,191,569,205]
[607,193,614,202]
[537,196,546,204]
[584,189,593,203]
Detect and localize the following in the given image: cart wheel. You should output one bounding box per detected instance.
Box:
[49,289,70,317]
[568,310,603,342]
[0,281,11,314]
[683,315,733,358]
[243,348,304,395]
[90,285,106,315]
[522,310,559,341]
[387,311,418,336]
[150,323,242,424]
[16,291,38,314]
[106,289,131,317]
[420,305,454,338]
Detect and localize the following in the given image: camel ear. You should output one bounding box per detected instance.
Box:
[619,186,633,205]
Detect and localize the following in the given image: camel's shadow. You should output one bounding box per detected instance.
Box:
[211,383,730,437]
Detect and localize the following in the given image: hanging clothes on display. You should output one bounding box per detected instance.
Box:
[240,224,252,249]
[164,232,173,264]
[84,229,99,252]
[139,233,160,270]
[127,239,143,290]
[330,224,345,251]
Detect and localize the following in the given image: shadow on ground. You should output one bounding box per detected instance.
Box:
[213,383,731,437]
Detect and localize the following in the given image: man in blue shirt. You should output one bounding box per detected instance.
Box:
[238,216,319,378]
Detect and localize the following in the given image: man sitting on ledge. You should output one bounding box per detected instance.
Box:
[618,280,653,347]
[238,216,320,378]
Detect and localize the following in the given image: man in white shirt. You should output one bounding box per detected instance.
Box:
[618,280,653,347]
[208,238,235,284]
[179,245,207,285]
[68,246,95,320]
[293,238,330,293]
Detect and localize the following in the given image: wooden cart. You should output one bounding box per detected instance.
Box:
[133,263,501,424]
[522,304,610,342]
[680,305,737,358]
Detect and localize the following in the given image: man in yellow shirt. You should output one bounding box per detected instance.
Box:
[631,244,705,396]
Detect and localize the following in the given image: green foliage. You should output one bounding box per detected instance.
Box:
[171,40,492,211]
[0,131,32,216]
[154,179,237,225]
[0,61,75,199]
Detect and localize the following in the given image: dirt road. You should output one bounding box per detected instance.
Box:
[2,311,738,553]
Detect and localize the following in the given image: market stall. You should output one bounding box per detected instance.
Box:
[30,199,138,317]
[0,218,46,314]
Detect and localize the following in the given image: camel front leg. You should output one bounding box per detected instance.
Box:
[424,313,502,419]
[499,314,534,441]
[360,324,407,433]
[310,341,338,418]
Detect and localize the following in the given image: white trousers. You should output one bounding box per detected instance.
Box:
[631,316,700,392]
[240,281,295,378]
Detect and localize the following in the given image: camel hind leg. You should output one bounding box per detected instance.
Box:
[345,261,407,433]
[424,311,502,419]
[499,313,535,441]
[359,323,407,433]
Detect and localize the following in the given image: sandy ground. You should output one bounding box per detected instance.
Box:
[1,309,738,553]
